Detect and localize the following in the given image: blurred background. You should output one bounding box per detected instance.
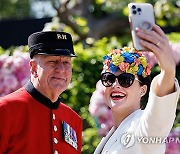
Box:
[0,0,180,153]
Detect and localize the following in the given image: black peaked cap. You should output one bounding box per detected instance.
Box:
[28,31,76,58]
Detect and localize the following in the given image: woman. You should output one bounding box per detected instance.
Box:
[93,24,180,154]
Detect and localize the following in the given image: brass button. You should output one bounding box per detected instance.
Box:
[54,150,58,154]
[53,138,58,144]
[52,114,56,120]
[54,125,58,132]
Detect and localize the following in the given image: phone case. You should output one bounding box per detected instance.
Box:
[128,3,155,51]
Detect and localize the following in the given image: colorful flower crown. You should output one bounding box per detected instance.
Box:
[103,46,151,77]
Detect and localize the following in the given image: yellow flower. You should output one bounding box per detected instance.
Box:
[112,53,124,66]
[122,46,137,53]
[138,57,147,68]
[126,68,135,75]
[126,63,138,75]
[142,71,146,78]
[131,47,137,52]
[122,46,131,52]
[132,64,138,72]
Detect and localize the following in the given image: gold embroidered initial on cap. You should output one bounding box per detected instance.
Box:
[57,34,67,40]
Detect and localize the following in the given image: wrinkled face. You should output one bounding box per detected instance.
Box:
[31,55,72,94]
[104,70,147,113]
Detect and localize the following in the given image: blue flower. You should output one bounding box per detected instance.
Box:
[109,63,118,72]
[133,53,140,58]
[122,53,135,63]
[137,64,144,75]
[103,55,111,61]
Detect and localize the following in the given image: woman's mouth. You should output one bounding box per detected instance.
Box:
[110,92,126,100]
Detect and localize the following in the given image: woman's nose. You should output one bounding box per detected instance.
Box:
[112,78,121,88]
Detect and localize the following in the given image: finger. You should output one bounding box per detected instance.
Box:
[136,24,168,41]
[136,29,164,47]
[139,39,161,55]
[152,24,166,38]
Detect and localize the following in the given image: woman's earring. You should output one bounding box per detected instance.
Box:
[140,92,144,97]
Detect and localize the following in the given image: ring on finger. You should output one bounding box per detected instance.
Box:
[156,41,161,46]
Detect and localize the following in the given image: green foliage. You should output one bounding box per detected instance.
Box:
[87,0,180,29]
[0,46,5,55]
[174,111,180,127]
[0,45,29,56]
[167,32,180,43]
[154,0,180,27]
[82,128,100,154]
[0,0,31,19]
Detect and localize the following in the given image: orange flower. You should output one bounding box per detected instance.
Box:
[104,59,110,67]
[134,58,140,65]
[145,64,151,76]
[111,49,121,54]
[119,62,129,71]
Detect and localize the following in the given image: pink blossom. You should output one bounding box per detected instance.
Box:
[0,54,8,69]
[89,81,106,116]
[89,91,106,116]
[165,127,180,154]
[0,49,30,96]
[143,52,157,67]
[143,42,180,67]
[95,80,106,91]
[89,80,113,137]
[171,43,180,65]
[3,74,18,90]
[2,56,15,73]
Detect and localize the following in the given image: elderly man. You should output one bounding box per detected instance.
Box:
[0,31,82,154]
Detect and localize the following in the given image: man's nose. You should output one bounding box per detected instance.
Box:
[56,63,65,71]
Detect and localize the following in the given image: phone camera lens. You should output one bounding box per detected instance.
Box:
[132,5,136,9]
[132,10,136,14]
[137,8,141,12]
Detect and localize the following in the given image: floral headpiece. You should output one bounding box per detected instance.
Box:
[103,46,151,77]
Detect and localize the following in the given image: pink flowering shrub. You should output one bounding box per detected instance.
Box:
[165,127,180,154]
[0,49,30,97]
[143,42,180,67]
[89,80,113,137]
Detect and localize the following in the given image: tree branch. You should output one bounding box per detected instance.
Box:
[51,0,129,40]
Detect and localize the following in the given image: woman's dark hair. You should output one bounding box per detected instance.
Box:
[137,75,152,109]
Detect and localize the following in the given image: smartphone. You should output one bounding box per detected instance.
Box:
[128,3,155,51]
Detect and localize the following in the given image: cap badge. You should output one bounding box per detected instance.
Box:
[57,34,67,40]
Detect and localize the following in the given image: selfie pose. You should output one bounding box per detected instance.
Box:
[0,31,82,154]
[94,24,180,154]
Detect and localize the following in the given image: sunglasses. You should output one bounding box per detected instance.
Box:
[101,72,141,88]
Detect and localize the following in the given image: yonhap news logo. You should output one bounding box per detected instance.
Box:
[120,132,180,148]
[120,132,135,148]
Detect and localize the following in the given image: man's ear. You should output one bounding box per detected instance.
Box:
[140,85,147,97]
[30,59,38,78]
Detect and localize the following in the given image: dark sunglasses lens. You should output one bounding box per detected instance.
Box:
[101,73,116,87]
[118,73,135,88]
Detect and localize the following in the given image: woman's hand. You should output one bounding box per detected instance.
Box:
[136,24,176,96]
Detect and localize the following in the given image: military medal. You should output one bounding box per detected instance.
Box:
[62,121,78,150]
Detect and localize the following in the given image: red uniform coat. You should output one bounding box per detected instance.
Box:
[0,81,82,154]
